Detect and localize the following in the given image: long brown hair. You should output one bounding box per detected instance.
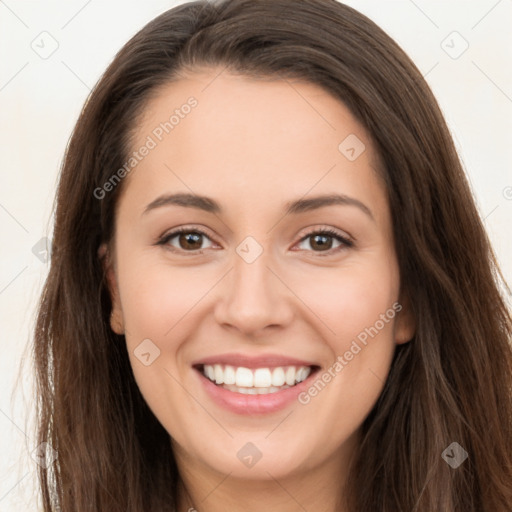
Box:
[33,0,512,510]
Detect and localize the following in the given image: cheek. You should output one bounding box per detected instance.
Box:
[117,252,211,340]
[116,255,202,427]
[291,258,400,347]
[291,258,400,410]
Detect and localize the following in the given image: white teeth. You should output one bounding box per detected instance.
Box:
[214,364,224,384]
[272,367,286,387]
[235,367,254,387]
[222,384,292,394]
[254,368,272,387]
[206,365,215,381]
[202,364,313,391]
[285,366,296,386]
[296,367,310,383]
[223,365,236,385]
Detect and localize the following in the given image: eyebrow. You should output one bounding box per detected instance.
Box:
[143,192,375,221]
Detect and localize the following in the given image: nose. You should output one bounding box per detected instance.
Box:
[213,245,294,337]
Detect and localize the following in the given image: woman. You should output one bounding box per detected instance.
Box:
[33,0,512,510]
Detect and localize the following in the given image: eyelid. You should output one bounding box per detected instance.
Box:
[297,225,354,244]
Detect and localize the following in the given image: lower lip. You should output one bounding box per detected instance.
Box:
[195,368,318,415]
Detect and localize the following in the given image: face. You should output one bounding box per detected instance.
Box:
[101,68,415,483]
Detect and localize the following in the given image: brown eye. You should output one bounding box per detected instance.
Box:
[177,232,204,250]
[158,228,214,253]
[309,233,334,251]
[296,228,353,255]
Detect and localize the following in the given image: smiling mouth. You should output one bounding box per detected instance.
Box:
[195,364,320,395]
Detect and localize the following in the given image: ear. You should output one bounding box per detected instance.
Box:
[98,243,125,335]
[394,291,416,345]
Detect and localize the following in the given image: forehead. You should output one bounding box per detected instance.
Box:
[122,68,386,220]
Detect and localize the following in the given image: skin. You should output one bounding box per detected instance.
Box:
[100,67,415,512]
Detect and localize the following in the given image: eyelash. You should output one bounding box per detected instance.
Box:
[156,226,354,257]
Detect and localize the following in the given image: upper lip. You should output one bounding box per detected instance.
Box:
[192,353,319,369]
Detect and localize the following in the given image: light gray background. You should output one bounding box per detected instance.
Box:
[1,0,511,509]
